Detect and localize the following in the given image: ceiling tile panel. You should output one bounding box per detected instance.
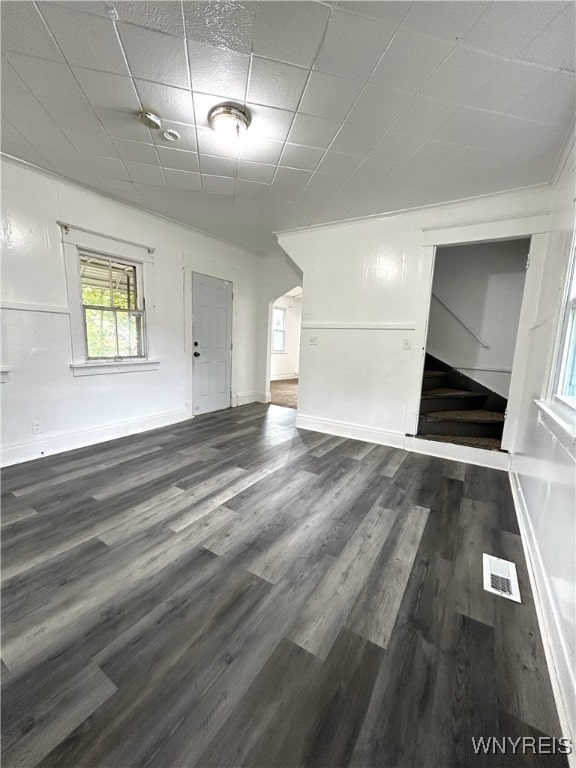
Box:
[245,104,294,143]
[0,2,64,62]
[6,52,88,103]
[316,151,362,176]
[421,47,504,104]
[388,96,459,139]
[235,179,270,199]
[114,1,185,37]
[73,68,141,111]
[10,120,75,153]
[270,167,312,201]
[333,2,413,25]
[118,23,190,89]
[239,136,284,164]
[182,1,255,54]
[157,146,200,172]
[248,57,309,112]
[370,28,455,93]
[201,174,236,195]
[135,80,195,125]
[113,138,159,165]
[37,98,100,131]
[39,3,128,75]
[95,108,154,142]
[153,122,197,151]
[188,41,250,102]
[287,113,340,149]
[252,2,330,67]
[164,168,202,190]
[125,161,166,185]
[299,71,364,122]
[403,2,488,43]
[197,127,241,159]
[199,154,238,177]
[238,160,277,183]
[314,10,397,79]
[368,132,423,161]
[279,144,324,171]
[464,1,567,58]
[518,3,576,71]
[2,91,56,128]
[62,128,119,158]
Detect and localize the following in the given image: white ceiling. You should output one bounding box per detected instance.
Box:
[1,1,574,254]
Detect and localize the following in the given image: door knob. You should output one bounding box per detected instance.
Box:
[194,351,200,357]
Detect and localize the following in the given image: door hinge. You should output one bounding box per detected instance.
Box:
[504,408,508,419]
[526,254,531,270]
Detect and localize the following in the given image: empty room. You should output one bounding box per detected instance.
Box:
[1,1,575,767]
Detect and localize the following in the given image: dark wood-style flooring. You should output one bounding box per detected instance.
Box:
[1,404,566,768]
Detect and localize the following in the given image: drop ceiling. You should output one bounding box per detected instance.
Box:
[1,1,574,253]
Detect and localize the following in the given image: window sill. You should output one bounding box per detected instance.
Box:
[534,399,576,445]
[70,358,159,377]
[272,351,287,355]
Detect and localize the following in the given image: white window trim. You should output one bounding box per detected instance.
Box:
[61,225,158,376]
[535,227,576,442]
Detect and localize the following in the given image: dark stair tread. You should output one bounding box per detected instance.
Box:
[421,388,484,399]
[425,410,505,424]
[423,370,448,378]
[424,434,502,451]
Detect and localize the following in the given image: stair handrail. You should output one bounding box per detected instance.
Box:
[431,293,490,349]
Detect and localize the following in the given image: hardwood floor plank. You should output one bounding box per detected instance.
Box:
[288,504,393,659]
[347,501,429,649]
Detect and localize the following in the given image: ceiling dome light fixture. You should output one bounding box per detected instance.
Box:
[138,110,162,130]
[208,104,250,139]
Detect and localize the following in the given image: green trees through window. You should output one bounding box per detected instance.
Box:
[80,254,145,359]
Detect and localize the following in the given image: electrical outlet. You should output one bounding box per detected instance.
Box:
[32,421,42,434]
[309,336,318,346]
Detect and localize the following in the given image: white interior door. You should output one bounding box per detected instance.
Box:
[192,272,233,415]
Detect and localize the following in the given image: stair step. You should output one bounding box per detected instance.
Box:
[421,388,482,399]
[422,370,450,391]
[424,434,502,451]
[418,414,503,438]
[426,410,505,424]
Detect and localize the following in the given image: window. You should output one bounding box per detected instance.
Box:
[272,307,286,352]
[554,234,576,403]
[80,253,145,359]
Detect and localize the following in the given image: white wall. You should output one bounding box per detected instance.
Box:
[427,239,529,397]
[1,159,260,465]
[270,293,302,380]
[278,184,552,446]
[510,144,575,741]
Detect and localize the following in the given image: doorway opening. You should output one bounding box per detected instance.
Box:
[419,238,530,451]
[269,286,302,409]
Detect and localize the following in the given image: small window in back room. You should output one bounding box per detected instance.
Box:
[272,306,287,352]
[80,253,146,359]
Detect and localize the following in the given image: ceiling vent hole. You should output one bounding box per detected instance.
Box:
[163,130,180,142]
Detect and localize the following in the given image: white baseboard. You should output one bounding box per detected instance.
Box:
[270,373,299,381]
[509,470,576,759]
[255,391,271,404]
[1,407,190,467]
[405,435,511,470]
[234,391,260,406]
[295,414,511,469]
[295,413,405,448]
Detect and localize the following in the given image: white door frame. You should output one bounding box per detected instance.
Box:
[412,213,551,452]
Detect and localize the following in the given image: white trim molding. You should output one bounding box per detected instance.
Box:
[1,365,12,383]
[1,407,190,467]
[1,302,70,315]
[302,321,416,331]
[70,358,160,377]
[296,413,511,469]
[509,470,576,756]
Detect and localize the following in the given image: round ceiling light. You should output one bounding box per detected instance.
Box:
[208,104,250,139]
[138,110,162,130]
[163,129,180,142]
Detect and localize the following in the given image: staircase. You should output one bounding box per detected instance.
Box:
[418,354,507,451]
